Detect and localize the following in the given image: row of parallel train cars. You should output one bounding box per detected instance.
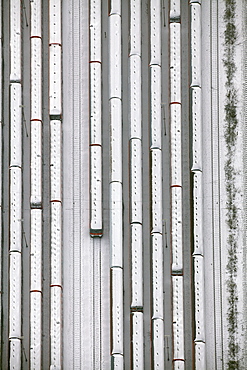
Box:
[8,0,63,368]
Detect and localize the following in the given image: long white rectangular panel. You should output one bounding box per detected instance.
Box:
[150,65,162,149]
[193,171,203,255]
[10,0,21,81]
[9,252,21,338]
[151,149,162,234]
[90,145,102,234]
[90,0,101,61]
[30,291,42,370]
[152,318,164,369]
[9,339,21,370]
[10,167,22,252]
[10,83,22,168]
[171,186,183,274]
[170,0,180,22]
[90,62,102,145]
[131,223,143,308]
[31,38,42,121]
[111,267,123,355]
[150,0,161,66]
[51,201,62,286]
[111,354,123,370]
[109,0,121,15]
[130,138,142,224]
[49,44,62,116]
[170,103,182,187]
[191,4,201,87]
[152,233,163,319]
[132,312,144,369]
[49,0,61,44]
[195,342,206,369]
[50,286,62,369]
[130,55,141,139]
[170,23,181,103]
[194,256,205,342]
[191,87,202,171]
[31,0,42,37]
[30,209,42,291]
[110,98,122,183]
[110,182,123,268]
[172,276,185,361]
[50,120,62,201]
[31,120,42,208]
[130,0,141,56]
[109,14,121,99]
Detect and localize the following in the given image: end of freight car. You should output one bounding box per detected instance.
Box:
[90,228,103,238]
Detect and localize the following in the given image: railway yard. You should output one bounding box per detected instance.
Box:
[1,0,247,369]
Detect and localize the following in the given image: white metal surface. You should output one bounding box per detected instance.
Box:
[152,318,164,369]
[109,0,121,16]
[170,0,180,22]
[194,255,205,342]
[110,182,123,268]
[50,286,62,369]
[10,167,22,253]
[194,342,206,369]
[90,0,101,61]
[110,98,122,183]
[151,149,162,234]
[31,38,42,121]
[132,312,144,370]
[129,54,142,139]
[90,145,102,233]
[150,0,161,66]
[152,233,163,319]
[172,276,185,360]
[150,65,162,149]
[130,0,141,56]
[170,23,181,103]
[170,103,182,187]
[30,292,42,370]
[9,252,22,338]
[174,361,185,370]
[111,354,124,370]
[51,201,62,286]
[130,138,142,224]
[31,0,42,37]
[131,223,143,308]
[10,83,22,168]
[49,0,61,44]
[49,44,62,116]
[111,267,123,355]
[9,338,21,370]
[193,171,203,255]
[109,14,121,99]
[191,4,201,87]
[190,0,201,3]
[31,120,42,208]
[30,209,42,291]
[171,186,183,274]
[10,0,21,81]
[50,120,62,201]
[191,87,202,171]
[90,62,102,145]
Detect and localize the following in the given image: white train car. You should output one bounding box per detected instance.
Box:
[193,255,205,342]
[10,0,21,82]
[31,0,42,38]
[130,0,141,57]
[170,103,182,187]
[152,318,164,369]
[172,276,185,361]
[31,120,42,208]
[131,223,143,308]
[110,98,122,183]
[151,148,163,234]
[90,0,101,62]
[129,54,142,140]
[90,145,103,236]
[130,138,142,224]
[109,0,121,15]
[174,360,185,370]
[194,342,206,369]
[191,87,202,171]
[10,83,22,168]
[150,65,162,149]
[109,14,121,99]
[151,233,163,319]
[170,0,180,22]
[190,3,201,88]
[30,291,42,369]
[111,354,124,370]
[190,0,201,3]
[30,209,42,291]
[49,0,61,45]
[170,23,181,103]
[50,285,62,369]
[10,167,22,253]
[49,44,62,116]
[171,186,183,274]
[110,182,123,268]
[111,267,123,355]
[9,251,22,338]
[50,201,62,286]
[90,62,102,145]
[193,171,203,255]
[50,120,62,202]
[9,338,21,370]
[150,0,161,66]
[132,312,144,369]
[31,38,42,121]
